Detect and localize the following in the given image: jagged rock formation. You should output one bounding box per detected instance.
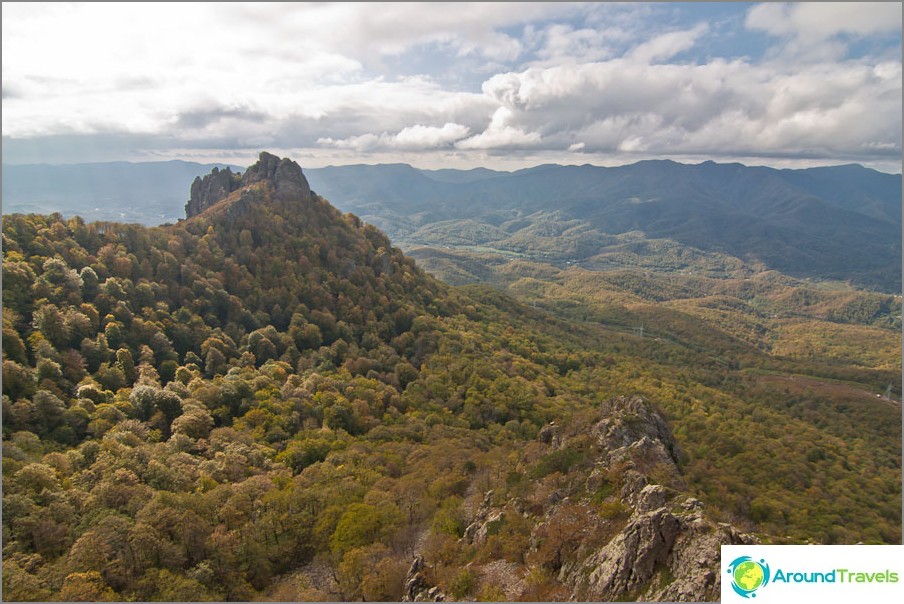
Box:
[402,556,447,602]
[563,395,757,601]
[452,395,756,602]
[462,490,506,546]
[588,395,688,504]
[240,151,311,202]
[184,151,312,218]
[185,166,241,218]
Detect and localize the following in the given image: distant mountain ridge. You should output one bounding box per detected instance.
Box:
[3,158,900,290]
[305,160,901,291]
[2,160,243,225]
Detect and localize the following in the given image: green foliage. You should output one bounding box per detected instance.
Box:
[432,496,466,537]
[1,172,899,601]
[530,446,584,479]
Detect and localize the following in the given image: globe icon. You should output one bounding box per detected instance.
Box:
[733,560,765,592]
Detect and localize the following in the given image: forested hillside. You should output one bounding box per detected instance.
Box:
[306,161,902,291]
[2,154,900,601]
[4,160,900,290]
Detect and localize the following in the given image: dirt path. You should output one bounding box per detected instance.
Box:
[759,374,901,408]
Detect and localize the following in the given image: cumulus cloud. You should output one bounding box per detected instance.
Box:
[456,107,541,150]
[1,3,900,171]
[463,50,900,162]
[746,2,902,41]
[319,123,471,151]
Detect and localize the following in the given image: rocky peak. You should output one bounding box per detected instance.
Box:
[240,151,312,202]
[185,166,241,218]
[184,151,312,218]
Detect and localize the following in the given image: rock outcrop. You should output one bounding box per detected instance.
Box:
[402,556,446,602]
[184,151,312,218]
[185,167,241,218]
[563,395,757,601]
[240,151,311,202]
[453,394,756,602]
[462,490,506,546]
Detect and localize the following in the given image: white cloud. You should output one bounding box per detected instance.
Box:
[456,107,541,150]
[462,53,901,161]
[1,3,900,171]
[530,24,615,65]
[395,123,471,148]
[745,2,902,63]
[628,24,709,64]
[319,122,470,151]
[746,2,902,41]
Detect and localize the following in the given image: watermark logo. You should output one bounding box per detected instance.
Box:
[727,555,771,598]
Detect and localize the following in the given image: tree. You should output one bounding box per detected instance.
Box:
[329,501,402,557]
[59,571,119,602]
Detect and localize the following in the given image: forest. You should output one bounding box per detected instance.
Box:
[1,158,900,601]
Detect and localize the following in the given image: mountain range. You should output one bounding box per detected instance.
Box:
[2,153,900,601]
[306,161,902,291]
[4,159,901,291]
[1,160,241,225]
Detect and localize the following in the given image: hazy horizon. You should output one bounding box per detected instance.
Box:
[3,154,902,176]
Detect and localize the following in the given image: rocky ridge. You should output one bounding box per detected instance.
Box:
[185,151,312,218]
[405,395,756,602]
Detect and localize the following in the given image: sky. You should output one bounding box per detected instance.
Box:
[2,2,902,173]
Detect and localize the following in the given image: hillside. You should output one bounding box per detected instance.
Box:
[2,153,901,602]
[4,159,900,290]
[306,161,902,291]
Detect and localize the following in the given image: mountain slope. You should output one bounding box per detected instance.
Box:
[2,153,900,602]
[4,159,898,289]
[305,161,902,291]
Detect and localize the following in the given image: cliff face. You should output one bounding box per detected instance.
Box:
[185,166,241,218]
[240,151,311,202]
[184,151,312,218]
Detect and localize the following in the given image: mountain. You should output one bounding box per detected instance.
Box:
[4,153,899,602]
[305,160,902,291]
[2,160,243,225]
[5,158,899,289]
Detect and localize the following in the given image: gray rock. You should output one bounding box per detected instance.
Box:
[538,422,561,447]
[185,166,240,218]
[463,493,505,547]
[402,555,447,602]
[634,483,668,514]
[556,395,758,601]
[593,395,682,465]
[184,151,312,218]
[241,151,311,202]
[570,505,757,602]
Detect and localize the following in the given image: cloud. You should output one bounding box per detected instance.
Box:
[455,107,541,150]
[175,106,269,130]
[745,2,902,63]
[223,2,575,63]
[1,3,900,172]
[465,55,900,161]
[628,24,709,64]
[528,23,616,65]
[318,122,471,151]
[746,2,902,41]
